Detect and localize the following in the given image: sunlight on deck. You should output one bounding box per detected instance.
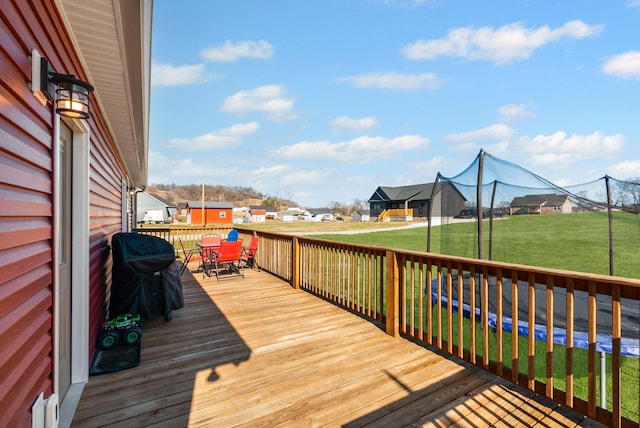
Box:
[72,264,602,427]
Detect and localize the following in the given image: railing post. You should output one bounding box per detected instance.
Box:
[292,236,300,290]
[385,250,399,338]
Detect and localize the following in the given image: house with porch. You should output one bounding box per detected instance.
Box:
[509,193,572,215]
[368,182,466,220]
[0,0,152,426]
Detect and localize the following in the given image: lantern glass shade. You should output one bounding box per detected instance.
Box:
[55,81,91,119]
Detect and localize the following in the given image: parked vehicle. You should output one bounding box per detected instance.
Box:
[142,209,165,224]
[454,208,504,219]
[454,208,478,219]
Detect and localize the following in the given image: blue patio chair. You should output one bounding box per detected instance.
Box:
[226,228,239,242]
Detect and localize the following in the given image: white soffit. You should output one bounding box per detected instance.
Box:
[56,0,152,187]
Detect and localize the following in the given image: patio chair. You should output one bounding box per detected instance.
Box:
[198,234,222,277]
[226,228,239,242]
[241,236,260,271]
[210,239,244,280]
[178,238,199,275]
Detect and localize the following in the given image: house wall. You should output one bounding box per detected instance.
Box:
[1,2,129,425]
[540,199,572,215]
[136,193,169,223]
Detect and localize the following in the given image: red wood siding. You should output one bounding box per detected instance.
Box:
[1,1,132,425]
[189,207,233,225]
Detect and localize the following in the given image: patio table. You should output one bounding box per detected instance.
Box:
[197,242,220,277]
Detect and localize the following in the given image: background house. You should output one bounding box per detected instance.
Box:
[136,192,177,223]
[262,205,278,219]
[301,209,333,222]
[510,194,572,215]
[368,182,466,220]
[247,207,267,223]
[186,201,234,225]
[0,1,152,425]
[352,209,371,222]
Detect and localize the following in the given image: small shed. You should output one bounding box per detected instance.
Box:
[352,209,371,222]
[186,201,234,225]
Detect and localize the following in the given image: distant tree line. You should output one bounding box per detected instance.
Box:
[148,184,298,208]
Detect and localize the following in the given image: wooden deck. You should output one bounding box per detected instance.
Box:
[71,266,604,427]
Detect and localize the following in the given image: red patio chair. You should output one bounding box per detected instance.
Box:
[241,236,260,271]
[210,239,244,280]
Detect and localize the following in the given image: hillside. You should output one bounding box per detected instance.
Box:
[145,184,297,208]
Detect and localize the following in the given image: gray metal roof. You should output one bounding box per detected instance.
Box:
[186,201,234,209]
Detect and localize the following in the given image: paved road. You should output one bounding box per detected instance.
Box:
[289,221,431,236]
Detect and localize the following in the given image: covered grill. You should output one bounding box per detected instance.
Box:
[109,232,183,321]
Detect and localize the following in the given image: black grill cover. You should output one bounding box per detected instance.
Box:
[109,233,183,320]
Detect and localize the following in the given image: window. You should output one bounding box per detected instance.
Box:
[219,211,227,218]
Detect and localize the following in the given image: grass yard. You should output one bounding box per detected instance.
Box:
[316,211,640,279]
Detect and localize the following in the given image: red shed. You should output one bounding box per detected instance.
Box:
[186,201,234,225]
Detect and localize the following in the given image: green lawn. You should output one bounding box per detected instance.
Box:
[316,211,640,422]
[317,211,640,279]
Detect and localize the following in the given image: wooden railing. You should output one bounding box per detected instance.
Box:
[377,208,413,222]
[136,227,640,427]
[134,226,235,256]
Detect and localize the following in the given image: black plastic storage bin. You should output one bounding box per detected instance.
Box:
[109,232,183,321]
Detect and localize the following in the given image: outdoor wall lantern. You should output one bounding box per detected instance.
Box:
[31,49,94,120]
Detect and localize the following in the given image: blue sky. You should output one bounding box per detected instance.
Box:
[149,0,640,208]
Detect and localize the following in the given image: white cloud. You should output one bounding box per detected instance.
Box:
[167,122,260,152]
[608,160,640,178]
[148,151,238,182]
[523,130,625,165]
[336,72,444,91]
[498,103,535,122]
[401,20,604,65]
[280,169,335,186]
[602,51,640,80]
[200,40,274,62]
[443,124,516,142]
[409,156,446,172]
[220,85,297,121]
[625,0,640,7]
[330,116,378,131]
[271,134,430,163]
[151,62,209,87]
[252,165,290,176]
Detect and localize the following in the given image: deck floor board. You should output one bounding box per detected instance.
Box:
[72,266,602,427]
